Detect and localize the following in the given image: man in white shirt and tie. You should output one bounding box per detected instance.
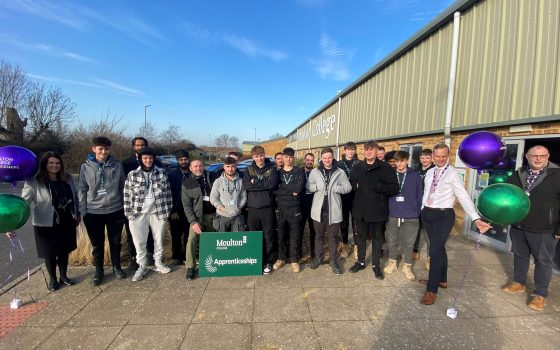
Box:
[419,143,491,305]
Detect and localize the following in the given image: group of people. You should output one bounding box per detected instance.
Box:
[19,135,559,310]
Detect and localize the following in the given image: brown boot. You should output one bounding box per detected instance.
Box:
[528,295,545,311]
[501,282,525,294]
[421,291,437,305]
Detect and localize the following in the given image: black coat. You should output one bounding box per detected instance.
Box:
[167,168,190,216]
[242,158,278,208]
[508,163,560,234]
[350,159,399,222]
[274,167,305,207]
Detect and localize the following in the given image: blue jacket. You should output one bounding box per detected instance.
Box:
[388,167,422,219]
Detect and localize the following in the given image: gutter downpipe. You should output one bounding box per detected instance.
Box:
[335,96,342,159]
[444,11,461,147]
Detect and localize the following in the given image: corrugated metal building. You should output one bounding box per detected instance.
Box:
[286,0,560,253]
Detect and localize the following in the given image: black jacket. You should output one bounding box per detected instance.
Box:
[350,159,399,222]
[508,162,560,234]
[242,158,278,208]
[274,167,305,207]
[167,168,190,216]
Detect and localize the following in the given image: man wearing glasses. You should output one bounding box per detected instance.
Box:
[503,145,560,311]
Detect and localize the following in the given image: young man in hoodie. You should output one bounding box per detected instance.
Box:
[167,149,191,265]
[78,136,127,286]
[383,151,423,281]
[123,147,173,282]
[349,141,399,279]
[337,142,360,259]
[306,147,352,275]
[503,145,560,311]
[183,159,215,280]
[210,156,247,232]
[242,146,279,275]
[301,152,316,259]
[273,147,305,273]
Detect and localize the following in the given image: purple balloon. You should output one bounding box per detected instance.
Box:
[0,146,39,183]
[458,132,507,170]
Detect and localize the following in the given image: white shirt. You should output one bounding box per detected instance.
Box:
[422,163,480,220]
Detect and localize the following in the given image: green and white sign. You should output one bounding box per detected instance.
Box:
[199,231,263,277]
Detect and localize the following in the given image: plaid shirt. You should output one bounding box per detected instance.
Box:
[124,166,172,220]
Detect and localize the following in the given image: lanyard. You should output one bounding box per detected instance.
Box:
[430,165,449,194]
[96,162,106,189]
[322,168,332,196]
[196,174,208,196]
[341,159,357,177]
[226,177,238,198]
[524,168,543,195]
[142,170,153,191]
[282,172,293,185]
[396,171,407,193]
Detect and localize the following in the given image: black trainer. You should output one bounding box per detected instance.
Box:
[330,260,342,275]
[92,267,104,286]
[372,265,384,280]
[349,262,366,273]
[306,257,322,270]
[47,280,59,291]
[59,276,75,286]
[186,268,196,280]
[113,267,127,279]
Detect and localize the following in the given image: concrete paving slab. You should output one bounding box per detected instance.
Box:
[452,285,529,318]
[253,288,311,322]
[158,268,209,289]
[533,313,560,333]
[427,318,521,349]
[313,320,381,349]
[192,289,254,323]
[447,264,511,287]
[67,290,152,326]
[108,324,188,350]
[0,326,55,350]
[252,321,320,350]
[25,289,99,327]
[36,326,122,350]
[300,261,393,288]
[304,287,370,321]
[129,288,203,325]
[181,323,251,350]
[207,276,256,289]
[254,268,302,289]
[398,286,481,320]
[484,315,560,350]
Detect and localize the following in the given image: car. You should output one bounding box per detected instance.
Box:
[206,162,224,173]
[157,155,178,169]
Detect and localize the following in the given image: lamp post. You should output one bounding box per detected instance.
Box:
[144,104,151,135]
[209,133,212,161]
[253,127,257,145]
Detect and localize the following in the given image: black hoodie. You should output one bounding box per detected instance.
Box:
[242,158,279,208]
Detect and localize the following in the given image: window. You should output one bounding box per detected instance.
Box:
[399,144,423,169]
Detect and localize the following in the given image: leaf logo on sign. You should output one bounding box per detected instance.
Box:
[205,254,217,273]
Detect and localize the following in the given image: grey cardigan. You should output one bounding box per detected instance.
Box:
[22,176,80,227]
[306,167,352,225]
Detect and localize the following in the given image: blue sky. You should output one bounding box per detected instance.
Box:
[0,0,453,147]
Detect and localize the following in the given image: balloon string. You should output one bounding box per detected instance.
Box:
[449,232,481,310]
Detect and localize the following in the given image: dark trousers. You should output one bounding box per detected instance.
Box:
[278,206,303,263]
[340,192,356,244]
[169,213,189,261]
[356,220,385,266]
[301,194,316,257]
[248,207,277,265]
[313,220,340,262]
[421,208,455,293]
[83,210,126,268]
[44,255,69,281]
[510,226,558,297]
[125,220,154,260]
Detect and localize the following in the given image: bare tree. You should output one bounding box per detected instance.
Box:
[214,133,239,158]
[159,124,182,154]
[0,60,29,137]
[138,121,158,142]
[24,82,76,143]
[268,132,284,140]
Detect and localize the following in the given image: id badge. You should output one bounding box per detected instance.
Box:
[396,196,405,202]
[97,188,107,196]
[203,195,210,202]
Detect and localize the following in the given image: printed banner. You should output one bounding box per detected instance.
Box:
[199,231,263,277]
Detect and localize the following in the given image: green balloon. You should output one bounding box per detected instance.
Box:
[476,184,530,225]
[0,193,30,233]
[488,173,508,185]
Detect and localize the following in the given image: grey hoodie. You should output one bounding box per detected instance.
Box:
[78,155,125,215]
[210,172,247,218]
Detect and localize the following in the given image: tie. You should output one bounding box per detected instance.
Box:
[426,168,440,206]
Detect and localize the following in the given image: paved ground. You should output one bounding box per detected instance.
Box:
[1,234,559,349]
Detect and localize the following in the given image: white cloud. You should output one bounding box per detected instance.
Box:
[0,0,86,29]
[28,74,143,96]
[180,22,288,61]
[0,33,96,63]
[222,34,288,61]
[310,34,353,81]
